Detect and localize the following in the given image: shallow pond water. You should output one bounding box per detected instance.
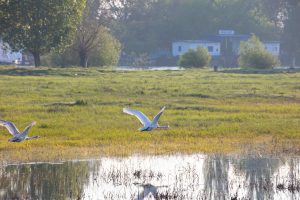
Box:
[1,154,300,200]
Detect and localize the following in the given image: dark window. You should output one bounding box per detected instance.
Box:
[178,46,182,52]
[207,46,213,52]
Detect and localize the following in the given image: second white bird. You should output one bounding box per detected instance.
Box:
[123,106,169,131]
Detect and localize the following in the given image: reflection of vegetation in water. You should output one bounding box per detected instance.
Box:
[203,155,286,199]
[1,155,300,199]
[286,158,300,193]
[0,162,90,200]
[234,157,280,200]
[203,155,230,199]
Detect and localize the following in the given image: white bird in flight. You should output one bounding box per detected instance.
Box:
[0,120,40,142]
[123,106,169,131]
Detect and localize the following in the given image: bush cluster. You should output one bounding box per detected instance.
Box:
[178,47,211,68]
[238,35,279,69]
[42,28,121,67]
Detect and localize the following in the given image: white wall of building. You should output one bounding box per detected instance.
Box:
[172,41,221,57]
[173,40,280,58]
[0,41,22,64]
[263,42,280,56]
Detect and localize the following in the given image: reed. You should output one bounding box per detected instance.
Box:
[0,66,300,163]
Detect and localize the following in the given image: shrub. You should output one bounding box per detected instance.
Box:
[238,35,279,69]
[42,48,78,67]
[88,29,121,66]
[42,28,121,67]
[178,47,211,68]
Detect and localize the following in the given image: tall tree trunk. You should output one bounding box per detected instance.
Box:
[32,52,41,67]
[292,56,296,68]
[79,50,88,68]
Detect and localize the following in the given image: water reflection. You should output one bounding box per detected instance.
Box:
[234,157,280,200]
[204,155,230,200]
[0,162,91,200]
[1,154,300,200]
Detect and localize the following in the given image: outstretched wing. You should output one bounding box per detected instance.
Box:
[123,108,151,126]
[152,106,166,124]
[0,120,20,136]
[20,121,37,137]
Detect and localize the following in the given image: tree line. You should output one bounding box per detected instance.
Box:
[107,0,299,66]
[0,0,120,67]
[0,0,299,67]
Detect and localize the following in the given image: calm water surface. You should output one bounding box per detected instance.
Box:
[1,154,300,200]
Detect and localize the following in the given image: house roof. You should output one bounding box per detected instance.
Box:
[203,34,251,42]
[173,40,219,44]
[263,41,280,44]
[173,33,280,45]
[173,33,251,44]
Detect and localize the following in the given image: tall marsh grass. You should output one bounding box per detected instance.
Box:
[0,66,300,162]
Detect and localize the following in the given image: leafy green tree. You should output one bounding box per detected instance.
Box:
[178,47,211,68]
[87,27,121,67]
[43,27,120,67]
[281,0,300,66]
[0,0,86,67]
[73,0,106,67]
[41,48,78,67]
[109,0,279,55]
[74,18,101,67]
[212,0,279,39]
[260,0,285,28]
[65,0,120,67]
[238,34,278,69]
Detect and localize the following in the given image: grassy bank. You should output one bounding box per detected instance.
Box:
[0,66,300,163]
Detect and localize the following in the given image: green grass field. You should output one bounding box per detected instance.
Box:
[1,66,300,163]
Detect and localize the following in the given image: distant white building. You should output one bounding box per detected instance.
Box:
[172,40,280,58]
[263,41,280,56]
[171,30,281,66]
[172,40,220,57]
[0,40,22,64]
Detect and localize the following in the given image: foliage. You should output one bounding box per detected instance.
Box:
[1,67,300,162]
[42,28,121,67]
[178,47,211,68]
[281,0,300,66]
[0,0,86,67]
[88,28,121,67]
[259,0,286,28]
[42,48,78,67]
[62,0,121,67]
[73,0,103,68]
[238,35,278,69]
[107,0,280,54]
